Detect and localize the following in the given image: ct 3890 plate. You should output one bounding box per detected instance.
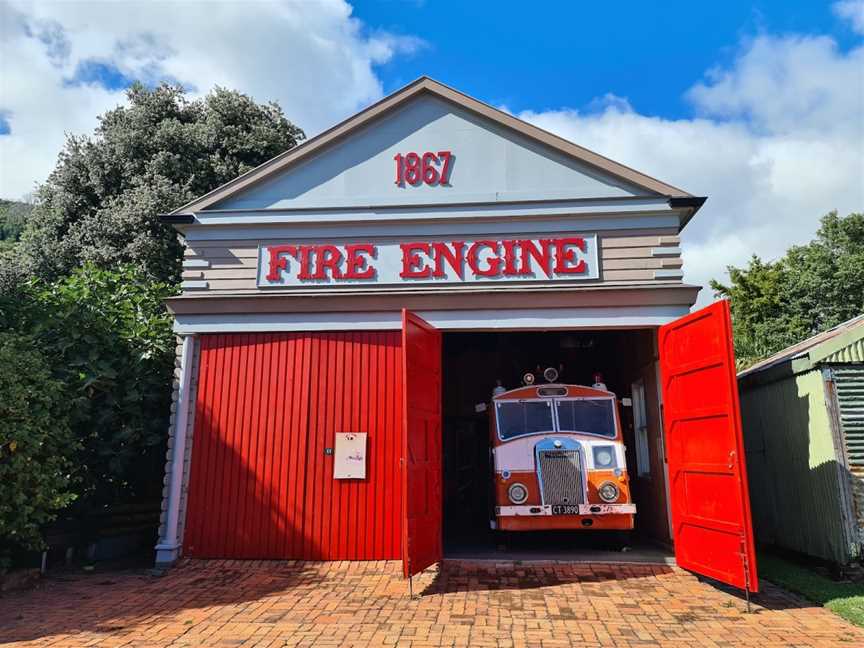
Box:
[496,503,636,516]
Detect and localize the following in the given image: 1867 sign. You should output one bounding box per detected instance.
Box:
[258,235,599,288]
[394,151,453,186]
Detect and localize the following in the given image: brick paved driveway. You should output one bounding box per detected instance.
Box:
[1,559,861,647]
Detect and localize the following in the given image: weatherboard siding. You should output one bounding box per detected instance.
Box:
[180,230,682,294]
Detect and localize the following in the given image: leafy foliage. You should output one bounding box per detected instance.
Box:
[21,83,304,283]
[712,211,864,366]
[0,199,33,250]
[2,265,177,508]
[0,84,305,564]
[0,334,78,566]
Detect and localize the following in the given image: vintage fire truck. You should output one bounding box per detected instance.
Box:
[490,367,636,531]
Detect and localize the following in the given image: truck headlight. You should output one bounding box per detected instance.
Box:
[593,446,617,469]
[598,482,620,502]
[508,483,528,504]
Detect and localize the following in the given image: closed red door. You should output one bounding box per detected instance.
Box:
[401,310,443,578]
[659,300,758,592]
[183,332,403,560]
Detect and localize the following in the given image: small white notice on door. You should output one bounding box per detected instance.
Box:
[333,432,367,479]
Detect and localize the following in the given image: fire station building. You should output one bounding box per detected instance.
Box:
[155,77,758,593]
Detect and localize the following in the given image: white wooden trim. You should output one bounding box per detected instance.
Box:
[172,305,688,334]
[653,269,684,279]
[201,190,668,216]
[180,280,209,290]
[191,202,675,228]
[184,214,681,242]
[182,258,211,269]
[155,336,195,566]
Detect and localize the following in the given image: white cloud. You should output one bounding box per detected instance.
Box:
[0,0,422,198]
[519,33,864,306]
[835,0,864,35]
[1,2,862,307]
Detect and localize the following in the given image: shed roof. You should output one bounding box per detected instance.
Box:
[738,314,864,383]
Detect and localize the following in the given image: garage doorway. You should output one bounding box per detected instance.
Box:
[441,329,672,560]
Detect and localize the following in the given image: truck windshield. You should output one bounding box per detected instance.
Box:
[496,400,554,440]
[555,398,616,438]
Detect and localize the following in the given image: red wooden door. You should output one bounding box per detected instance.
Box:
[183,332,403,560]
[401,310,443,578]
[659,300,758,592]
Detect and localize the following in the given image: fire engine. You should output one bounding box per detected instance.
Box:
[490,367,636,531]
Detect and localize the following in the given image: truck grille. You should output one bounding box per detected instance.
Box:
[538,450,584,505]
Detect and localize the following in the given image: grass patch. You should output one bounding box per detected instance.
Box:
[759,552,864,627]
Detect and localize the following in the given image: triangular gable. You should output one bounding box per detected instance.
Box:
[174,77,691,214]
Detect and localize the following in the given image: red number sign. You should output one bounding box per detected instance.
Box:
[394,151,452,186]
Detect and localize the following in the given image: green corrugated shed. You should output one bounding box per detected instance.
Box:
[738,315,864,565]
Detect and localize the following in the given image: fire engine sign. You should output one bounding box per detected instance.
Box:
[258,234,600,288]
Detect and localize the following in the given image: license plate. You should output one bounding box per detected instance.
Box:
[551,505,580,515]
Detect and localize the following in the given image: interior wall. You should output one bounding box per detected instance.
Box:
[630,335,672,543]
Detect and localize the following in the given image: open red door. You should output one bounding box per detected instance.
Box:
[659,300,758,593]
[401,310,443,578]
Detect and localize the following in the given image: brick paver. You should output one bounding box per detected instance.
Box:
[0,559,861,647]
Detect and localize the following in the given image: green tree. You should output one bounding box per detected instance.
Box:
[0,333,78,567]
[712,211,864,367]
[3,265,176,507]
[0,199,33,252]
[0,84,305,561]
[21,83,304,283]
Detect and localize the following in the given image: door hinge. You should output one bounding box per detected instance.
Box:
[740,536,752,613]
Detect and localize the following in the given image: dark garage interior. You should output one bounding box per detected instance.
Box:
[441,329,673,559]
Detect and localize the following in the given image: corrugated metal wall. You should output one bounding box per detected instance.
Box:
[183,332,403,560]
[739,370,852,563]
[824,340,864,364]
[834,365,864,547]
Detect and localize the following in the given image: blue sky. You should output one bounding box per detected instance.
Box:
[354,0,861,120]
[1,0,861,301]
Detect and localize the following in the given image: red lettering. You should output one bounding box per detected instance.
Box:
[501,240,520,275]
[438,150,453,184]
[297,245,315,279]
[400,243,432,278]
[519,239,553,276]
[312,245,344,280]
[344,244,376,279]
[554,237,587,274]
[265,244,297,282]
[264,237,588,284]
[432,241,465,279]
[467,240,501,277]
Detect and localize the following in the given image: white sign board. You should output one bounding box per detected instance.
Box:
[258,234,599,289]
[333,433,367,479]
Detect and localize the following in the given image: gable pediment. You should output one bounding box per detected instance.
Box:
[213,94,656,211]
[178,78,690,215]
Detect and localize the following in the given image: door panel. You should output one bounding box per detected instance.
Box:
[659,300,759,592]
[401,310,443,578]
[183,332,403,560]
